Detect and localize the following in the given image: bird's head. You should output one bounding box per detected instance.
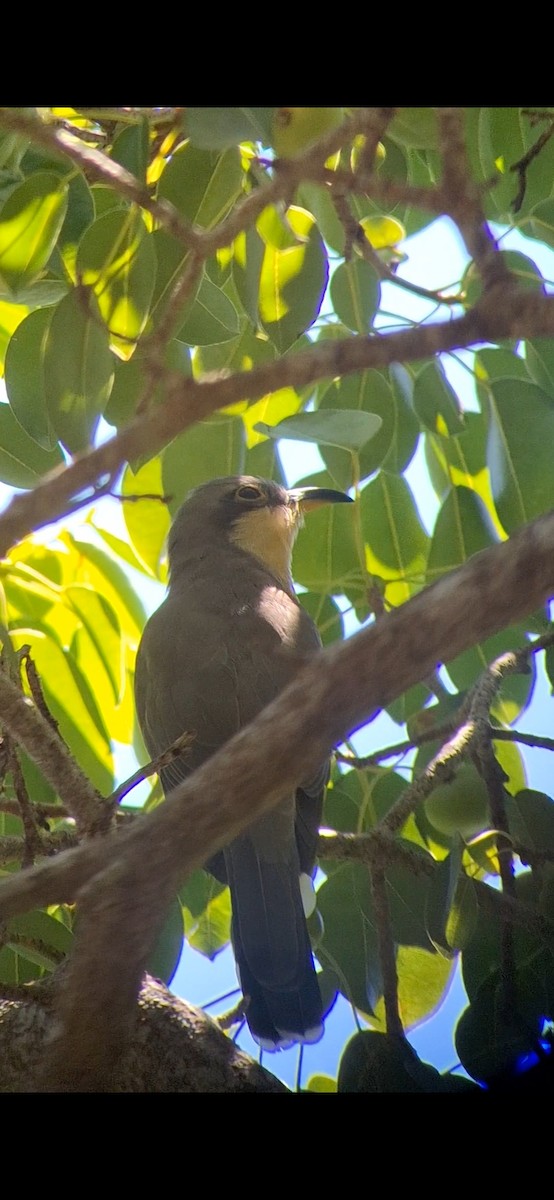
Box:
[168,475,353,587]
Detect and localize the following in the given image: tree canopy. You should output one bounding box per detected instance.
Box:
[1,106,554,1092]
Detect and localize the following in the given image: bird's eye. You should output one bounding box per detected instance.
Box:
[236,485,263,502]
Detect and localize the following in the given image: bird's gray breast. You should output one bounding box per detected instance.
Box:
[135,559,320,770]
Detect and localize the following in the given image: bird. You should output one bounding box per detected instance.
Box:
[134,474,353,1050]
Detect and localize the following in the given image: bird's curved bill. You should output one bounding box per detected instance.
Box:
[287,486,353,511]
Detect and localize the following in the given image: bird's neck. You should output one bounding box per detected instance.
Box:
[229,507,298,591]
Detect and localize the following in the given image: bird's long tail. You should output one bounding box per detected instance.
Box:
[224,812,323,1051]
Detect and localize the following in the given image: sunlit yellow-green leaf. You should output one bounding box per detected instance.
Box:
[122,456,170,578]
[359,214,405,249]
[258,206,328,351]
[0,171,68,294]
[60,532,147,641]
[372,946,456,1031]
[64,584,123,703]
[187,886,232,959]
[0,297,29,376]
[239,386,303,448]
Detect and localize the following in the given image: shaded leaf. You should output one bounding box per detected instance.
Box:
[4,305,55,447]
[330,259,380,333]
[76,208,156,359]
[0,402,63,488]
[43,287,114,453]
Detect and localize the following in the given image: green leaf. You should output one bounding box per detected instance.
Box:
[0,171,68,293]
[426,486,498,581]
[0,400,63,489]
[186,107,274,150]
[324,767,409,835]
[425,844,464,954]
[455,974,543,1085]
[386,853,436,950]
[297,181,346,254]
[319,370,408,489]
[385,364,420,474]
[359,214,405,250]
[111,120,149,183]
[461,872,544,1004]
[424,412,490,501]
[178,270,240,345]
[105,339,191,431]
[305,1074,337,1092]
[447,627,535,725]
[255,408,380,452]
[477,108,526,219]
[293,470,360,593]
[4,305,55,447]
[10,626,114,794]
[413,361,465,436]
[162,414,246,515]
[360,472,429,607]
[338,1030,441,1093]
[122,456,170,577]
[2,909,73,980]
[389,109,439,150]
[375,944,455,1030]
[146,895,184,984]
[187,885,232,960]
[43,287,114,453]
[330,259,380,333]
[505,789,554,854]
[158,144,243,229]
[317,862,382,1014]
[299,592,344,646]
[487,378,554,532]
[180,869,226,920]
[232,226,266,324]
[76,208,156,358]
[61,532,147,638]
[64,584,123,703]
[525,337,554,399]
[258,206,328,351]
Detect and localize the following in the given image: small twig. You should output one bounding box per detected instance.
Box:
[215,996,248,1032]
[8,744,44,867]
[115,491,172,505]
[487,726,554,752]
[511,117,554,213]
[21,649,61,738]
[108,731,195,808]
[0,669,108,837]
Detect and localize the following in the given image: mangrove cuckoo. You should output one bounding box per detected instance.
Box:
[134,475,352,1050]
